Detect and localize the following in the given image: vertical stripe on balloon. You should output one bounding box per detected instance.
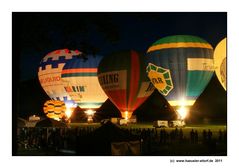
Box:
[128,51,140,112]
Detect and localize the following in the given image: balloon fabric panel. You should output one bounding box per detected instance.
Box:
[43,100,66,120]
[98,50,154,119]
[38,49,80,107]
[214,38,227,90]
[61,54,108,110]
[146,35,214,107]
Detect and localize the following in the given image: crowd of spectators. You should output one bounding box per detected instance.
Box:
[16,126,227,155]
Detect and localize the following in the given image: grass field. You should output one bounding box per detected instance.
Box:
[68,122,227,139]
[68,122,226,130]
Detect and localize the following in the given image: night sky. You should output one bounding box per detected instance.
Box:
[13,12,227,123]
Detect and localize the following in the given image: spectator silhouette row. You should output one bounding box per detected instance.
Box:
[16,126,227,155]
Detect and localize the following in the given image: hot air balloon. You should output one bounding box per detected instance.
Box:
[38,49,79,117]
[146,35,214,119]
[214,38,226,90]
[43,100,66,121]
[61,53,108,121]
[97,50,155,120]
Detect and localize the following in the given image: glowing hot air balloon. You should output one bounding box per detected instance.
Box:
[61,54,108,117]
[38,49,79,114]
[146,35,214,119]
[97,50,155,120]
[214,38,227,90]
[43,100,66,121]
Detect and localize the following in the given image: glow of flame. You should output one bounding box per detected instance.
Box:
[84,109,96,116]
[177,106,188,119]
[65,108,73,119]
[84,109,96,123]
[87,116,93,122]
[176,98,188,119]
[53,118,60,121]
[125,111,128,121]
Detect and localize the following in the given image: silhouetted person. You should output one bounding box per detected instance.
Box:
[190,129,195,144]
[194,130,198,144]
[175,128,179,139]
[223,130,227,143]
[203,129,207,144]
[164,130,168,144]
[208,129,212,142]
[154,128,158,139]
[170,130,175,143]
[160,129,164,144]
[179,128,183,143]
[218,129,223,142]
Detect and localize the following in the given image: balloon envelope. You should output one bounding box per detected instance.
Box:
[97,50,155,119]
[38,49,80,107]
[146,35,214,111]
[214,38,227,90]
[61,54,108,110]
[43,100,66,120]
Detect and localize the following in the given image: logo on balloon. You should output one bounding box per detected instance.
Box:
[220,57,226,87]
[64,86,86,92]
[187,58,214,71]
[146,63,173,96]
[39,76,61,85]
[98,70,127,91]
